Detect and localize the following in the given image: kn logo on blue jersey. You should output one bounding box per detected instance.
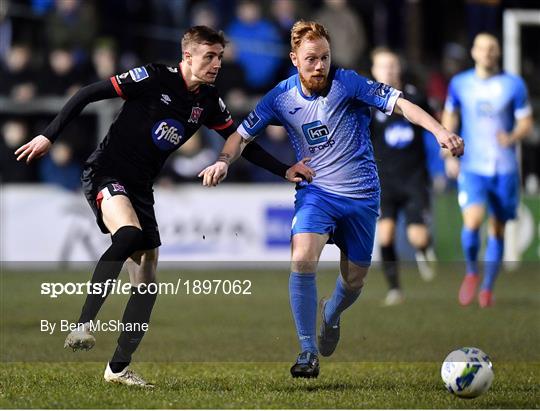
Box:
[302,120,334,153]
[152,119,184,150]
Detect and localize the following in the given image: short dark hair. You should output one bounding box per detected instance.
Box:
[181,26,227,53]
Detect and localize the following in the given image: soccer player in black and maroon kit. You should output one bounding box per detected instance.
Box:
[15,26,314,387]
[369,48,437,306]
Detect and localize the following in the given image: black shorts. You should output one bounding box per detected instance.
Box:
[81,168,161,250]
[379,175,431,226]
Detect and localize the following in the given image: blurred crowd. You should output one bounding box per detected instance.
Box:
[1,0,539,193]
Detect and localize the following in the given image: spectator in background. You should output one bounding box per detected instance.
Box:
[0,120,38,182]
[190,2,219,28]
[426,43,468,120]
[227,0,284,93]
[0,44,36,102]
[39,47,84,96]
[248,126,297,183]
[313,0,366,69]
[270,0,300,79]
[158,131,216,185]
[0,0,12,64]
[88,38,118,82]
[45,0,96,64]
[39,141,82,191]
[466,0,501,42]
[214,41,250,117]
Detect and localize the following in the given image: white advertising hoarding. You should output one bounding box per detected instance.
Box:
[1,184,345,266]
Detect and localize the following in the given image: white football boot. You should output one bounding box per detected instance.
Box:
[104,363,154,387]
[64,322,96,351]
[383,288,405,306]
[415,247,437,282]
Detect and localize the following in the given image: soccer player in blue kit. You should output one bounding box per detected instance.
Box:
[442,33,533,308]
[200,21,464,378]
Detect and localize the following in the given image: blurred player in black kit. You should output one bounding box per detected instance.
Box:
[15,26,314,387]
[369,48,436,306]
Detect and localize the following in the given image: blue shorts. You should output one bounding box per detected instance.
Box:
[292,185,380,266]
[457,171,519,222]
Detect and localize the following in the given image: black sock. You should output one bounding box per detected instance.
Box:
[381,244,400,290]
[78,226,144,324]
[110,285,157,371]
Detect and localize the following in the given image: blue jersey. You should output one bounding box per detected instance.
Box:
[445,69,531,176]
[237,68,402,199]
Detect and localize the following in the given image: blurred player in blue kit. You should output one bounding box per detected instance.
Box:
[200,20,464,378]
[442,33,533,308]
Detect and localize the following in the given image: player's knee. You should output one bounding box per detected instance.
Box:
[112,226,145,258]
[341,274,364,291]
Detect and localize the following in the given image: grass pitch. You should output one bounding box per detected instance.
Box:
[1,263,539,408]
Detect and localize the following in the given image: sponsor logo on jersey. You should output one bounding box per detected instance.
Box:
[384,122,414,148]
[289,107,302,115]
[374,83,392,98]
[302,120,334,153]
[166,66,178,73]
[188,106,204,124]
[245,110,260,129]
[161,94,172,105]
[151,119,184,150]
[129,66,149,82]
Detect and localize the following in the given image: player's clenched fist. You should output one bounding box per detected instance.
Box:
[14,135,52,164]
[437,130,464,157]
[285,157,316,183]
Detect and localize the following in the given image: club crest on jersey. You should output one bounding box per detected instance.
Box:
[188,106,204,124]
[151,119,184,150]
[111,183,126,193]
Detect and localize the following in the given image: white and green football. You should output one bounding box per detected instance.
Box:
[441,347,494,398]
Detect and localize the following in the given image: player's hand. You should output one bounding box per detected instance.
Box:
[14,135,52,164]
[285,157,316,183]
[198,161,229,187]
[445,157,460,179]
[437,130,464,157]
[496,131,514,147]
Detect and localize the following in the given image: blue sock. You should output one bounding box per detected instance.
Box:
[289,272,318,354]
[461,227,480,275]
[481,236,504,291]
[324,275,362,326]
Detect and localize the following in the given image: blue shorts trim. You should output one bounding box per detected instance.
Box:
[457,171,519,222]
[292,185,379,266]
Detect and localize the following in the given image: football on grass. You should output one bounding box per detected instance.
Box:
[441,347,494,398]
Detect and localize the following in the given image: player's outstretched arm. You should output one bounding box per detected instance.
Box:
[441,109,462,178]
[199,132,316,187]
[395,97,464,157]
[14,80,118,164]
[199,131,246,186]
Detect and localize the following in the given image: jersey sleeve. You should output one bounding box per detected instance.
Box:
[237,88,280,142]
[110,64,157,99]
[444,77,461,113]
[512,76,532,119]
[204,95,234,136]
[342,70,402,115]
